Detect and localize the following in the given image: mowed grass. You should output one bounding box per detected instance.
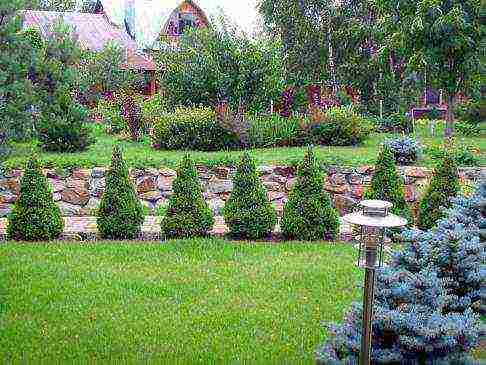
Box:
[6,123,485,170]
[0,239,362,363]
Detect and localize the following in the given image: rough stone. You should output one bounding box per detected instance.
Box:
[257,166,273,175]
[85,198,100,212]
[159,168,177,177]
[347,173,363,185]
[209,179,233,194]
[273,166,293,177]
[0,203,12,217]
[157,176,173,191]
[268,192,285,201]
[89,178,106,198]
[5,169,22,178]
[72,169,91,180]
[49,179,65,193]
[0,178,20,194]
[333,195,357,215]
[66,179,88,190]
[61,189,90,206]
[53,193,62,202]
[137,176,156,193]
[0,192,17,204]
[58,201,83,216]
[263,181,281,192]
[358,165,374,174]
[161,190,174,198]
[405,185,416,202]
[212,166,231,180]
[91,168,106,179]
[404,167,429,179]
[285,178,296,191]
[328,173,347,185]
[140,191,163,202]
[130,168,145,178]
[271,174,287,184]
[208,198,225,215]
[350,185,364,199]
[324,184,348,194]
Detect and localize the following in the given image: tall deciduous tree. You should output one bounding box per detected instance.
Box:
[377,0,481,137]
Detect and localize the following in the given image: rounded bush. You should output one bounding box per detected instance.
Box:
[97,146,145,239]
[307,106,372,146]
[281,149,339,241]
[223,153,277,239]
[383,136,421,165]
[7,155,64,241]
[161,155,214,238]
[152,106,240,151]
[417,154,460,230]
[364,145,412,222]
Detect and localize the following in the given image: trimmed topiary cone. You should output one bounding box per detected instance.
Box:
[364,145,412,222]
[281,149,339,241]
[417,154,460,230]
[97,146,144,239]
[223,153,277,239]
[7,155,64,241]
[160,154,214,238]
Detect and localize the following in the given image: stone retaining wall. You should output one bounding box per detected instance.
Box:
[0,165,484,218]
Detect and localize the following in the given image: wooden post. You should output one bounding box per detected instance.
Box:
[270,100,274,115]
[439,89,443,105]
[379,100,383,119]
[148,70,156,96]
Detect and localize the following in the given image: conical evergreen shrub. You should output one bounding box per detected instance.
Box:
[417,154,460,230]
[364,145,411,222]
[224,153,277,239]
[281,149,339,240]
[160,155,214,238]
[97,146,144,239]
[7,155,64,241]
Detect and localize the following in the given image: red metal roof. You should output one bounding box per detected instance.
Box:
[21,10,156,71]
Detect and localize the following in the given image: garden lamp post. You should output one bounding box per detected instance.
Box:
[342,200,407,365]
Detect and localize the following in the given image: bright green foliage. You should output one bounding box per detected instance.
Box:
[0,0,38,159]
[417,154,460,230]
[157,22,284,113]
[97,146,144,239]
[7,155,64,241]
[152,106,240,151]
[161,155,214,238]
[224,153,277,239]
[32,23,93,152]
[281,149,339,241]
[364,145,411,221]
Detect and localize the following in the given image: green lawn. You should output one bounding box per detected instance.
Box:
[0,239,362,363]
[5,123,485,170]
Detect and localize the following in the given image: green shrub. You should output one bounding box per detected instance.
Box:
[141,92,170,125]
[427,144,481,167]
[281,149,339,241]
[307,106,372,146]
[223,153,277,239]
[455,120,480,136]
[37,93,94,152]
[152,106,241,151]
[454,99,483,125]
[97,98,125,134]
[97,146,145,239]
[364,145,412,222]
[7,155,64,241]
[248,115,303,147]
[160,155,214,238]
[417,154,460,230]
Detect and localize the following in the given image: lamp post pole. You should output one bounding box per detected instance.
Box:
[360,240,377,365]
[342,200,407,365]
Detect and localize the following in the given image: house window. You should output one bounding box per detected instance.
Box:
[178,12,197,34]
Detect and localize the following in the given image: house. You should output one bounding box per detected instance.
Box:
[21,1,212,95]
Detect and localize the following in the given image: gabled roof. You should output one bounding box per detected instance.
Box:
[21,10,155,70]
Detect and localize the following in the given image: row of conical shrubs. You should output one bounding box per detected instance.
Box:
[6,145,460,241]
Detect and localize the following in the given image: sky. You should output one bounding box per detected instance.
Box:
[197,0,261,33]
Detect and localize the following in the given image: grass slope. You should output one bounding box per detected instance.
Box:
[0,239,361,363]
[6,124,485,170]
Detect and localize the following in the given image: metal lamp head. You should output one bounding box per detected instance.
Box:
[343,200,407,269]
